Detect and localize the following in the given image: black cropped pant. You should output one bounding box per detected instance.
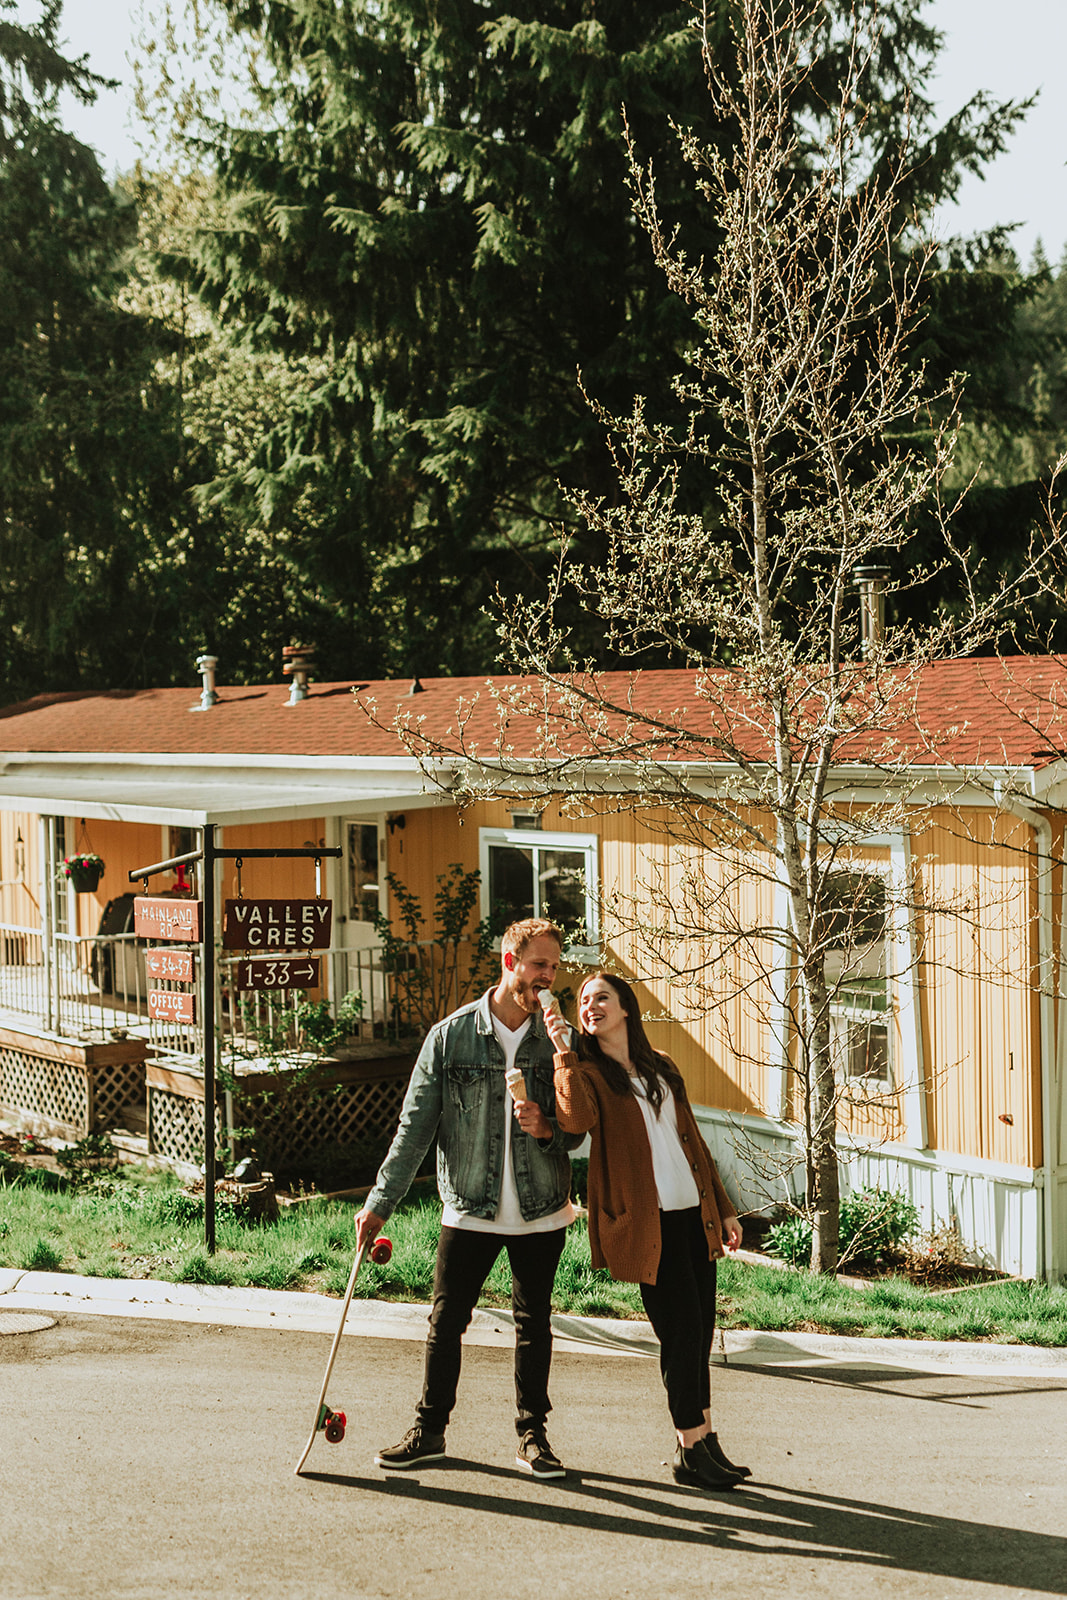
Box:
[638,1207,718,1432]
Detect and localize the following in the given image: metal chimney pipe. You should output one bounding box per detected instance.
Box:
[193,654,219,711]
[283,644,315,705]
[852,565,891,658]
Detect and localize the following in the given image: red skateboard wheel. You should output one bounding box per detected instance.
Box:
[324,1410,346,1443]
[370,1236,393,1264]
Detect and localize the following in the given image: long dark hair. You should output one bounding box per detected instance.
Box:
[576,973,686,1113]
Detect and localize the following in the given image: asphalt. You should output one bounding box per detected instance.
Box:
[2,1271,1066,1600]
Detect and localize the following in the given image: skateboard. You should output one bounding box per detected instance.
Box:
[293,1233,393,1475]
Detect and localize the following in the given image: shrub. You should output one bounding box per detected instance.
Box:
[766,1185,920,1269]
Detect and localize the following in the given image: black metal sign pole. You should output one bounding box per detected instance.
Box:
[129,842,342,1256]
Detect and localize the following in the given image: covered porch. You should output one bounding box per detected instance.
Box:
[0,748,440,1173]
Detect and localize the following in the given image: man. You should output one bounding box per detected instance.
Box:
[356,917,581,1479]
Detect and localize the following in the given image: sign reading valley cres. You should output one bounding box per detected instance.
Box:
[222,898,333,951]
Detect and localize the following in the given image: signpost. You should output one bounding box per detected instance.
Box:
[129,842,341,1253]
[235,956,320,991]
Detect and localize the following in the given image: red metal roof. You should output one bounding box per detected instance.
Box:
[1,659,1066,768]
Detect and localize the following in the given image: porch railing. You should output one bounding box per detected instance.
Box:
[0,918,418,1065]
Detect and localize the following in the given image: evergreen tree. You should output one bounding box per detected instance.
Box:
[158,0,1028,679]
[0,0,186,701]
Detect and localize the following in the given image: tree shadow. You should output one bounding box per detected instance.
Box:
[300,1463,1067,1592]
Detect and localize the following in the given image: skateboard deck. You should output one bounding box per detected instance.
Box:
[293,1234,392,1475]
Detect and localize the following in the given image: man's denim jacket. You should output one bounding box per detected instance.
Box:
[366,990,581,1223]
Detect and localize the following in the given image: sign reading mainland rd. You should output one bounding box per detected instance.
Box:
[235,956,321,991]
[134,897,203,942]
[222,898,333,951]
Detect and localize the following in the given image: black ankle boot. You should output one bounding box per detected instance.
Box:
[703,1431,751,1479]
[672,1441,740,1490]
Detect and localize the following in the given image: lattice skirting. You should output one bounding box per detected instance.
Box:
[0,1043,146,1140]
[241,1074,408,1172]
[148,1087,225,1170]
[146,1072,407,1173]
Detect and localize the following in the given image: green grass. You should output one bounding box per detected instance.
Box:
[2,1162,1065,1345]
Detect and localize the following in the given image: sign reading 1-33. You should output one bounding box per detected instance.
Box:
[234,956,321,991]
[222,898,333,950]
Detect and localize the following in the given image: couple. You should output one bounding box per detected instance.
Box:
[356,917,748,1491]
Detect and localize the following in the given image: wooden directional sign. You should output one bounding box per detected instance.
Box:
[148,989,196,1023]
[222,898,333,951]
[134,896,202,943]
[234,956,321,992]
[146,948,195,984]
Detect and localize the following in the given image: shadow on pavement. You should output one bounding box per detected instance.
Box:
[301,1464,1067,1593]
[730,1360,1067,1407]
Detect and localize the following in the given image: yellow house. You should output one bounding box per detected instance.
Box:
[1,655,1065,1280]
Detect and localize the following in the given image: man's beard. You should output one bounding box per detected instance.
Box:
[512,978,540,1014]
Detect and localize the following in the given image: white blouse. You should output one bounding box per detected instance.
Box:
[629,1075,701,1212]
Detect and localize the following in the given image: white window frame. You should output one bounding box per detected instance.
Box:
[822,870,894,1093]
[478,827,599,960]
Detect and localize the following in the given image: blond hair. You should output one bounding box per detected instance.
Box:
[501,917,564,960]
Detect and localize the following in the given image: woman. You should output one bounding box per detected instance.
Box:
[542,972,749,1491]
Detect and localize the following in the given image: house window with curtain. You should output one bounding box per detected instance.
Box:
[479,827,598,957]
[820,871,892,1087]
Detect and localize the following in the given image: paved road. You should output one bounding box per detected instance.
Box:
[2,1312,1065,1600]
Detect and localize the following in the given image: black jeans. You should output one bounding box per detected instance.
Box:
[416,1224,566,1436]
[638,1207,718,1432]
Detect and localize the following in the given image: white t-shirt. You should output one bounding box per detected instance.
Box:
[443,1014,574,1236]
[630,1075,701,1212]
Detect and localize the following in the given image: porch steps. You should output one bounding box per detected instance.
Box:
[109,1099,149,1157]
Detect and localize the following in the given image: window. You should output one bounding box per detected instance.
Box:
[479,828,598,956]
[347,822,381,923]
[819,872,892,1087]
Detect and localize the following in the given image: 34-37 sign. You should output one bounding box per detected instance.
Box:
[222,898,332,951]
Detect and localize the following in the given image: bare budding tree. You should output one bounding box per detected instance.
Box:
[378,0,1067,1273]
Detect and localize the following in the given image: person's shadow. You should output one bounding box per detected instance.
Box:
[303,1460,1067,1593]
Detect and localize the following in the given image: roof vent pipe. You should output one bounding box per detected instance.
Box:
[192,654,219,711]
[283,644,315,705]
[853,565,891,658]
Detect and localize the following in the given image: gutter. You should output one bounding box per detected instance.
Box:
[995,783,1058,1283]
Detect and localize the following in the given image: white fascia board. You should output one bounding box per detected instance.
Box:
[448,755,1035,809]
[0,787,442,829]
[0,750,429,776]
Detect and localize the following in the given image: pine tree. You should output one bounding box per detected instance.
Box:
[0,0,186,700]
[155,0,1027,678]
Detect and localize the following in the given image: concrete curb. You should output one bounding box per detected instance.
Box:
[2,1268,1066,1375]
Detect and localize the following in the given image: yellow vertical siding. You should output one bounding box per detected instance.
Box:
[916,808,1039,1168]
[372,797,1046,1169]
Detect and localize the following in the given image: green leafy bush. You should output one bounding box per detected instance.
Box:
[767,1185,920,1269]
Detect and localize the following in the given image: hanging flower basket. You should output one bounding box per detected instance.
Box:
[64,853,105,893]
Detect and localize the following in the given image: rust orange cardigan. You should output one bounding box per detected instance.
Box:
[553,1050,736,1286]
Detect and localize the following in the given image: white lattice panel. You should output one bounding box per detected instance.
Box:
[148,1086,225,1168]
[237,1074,407,1170]
[93,1061,147,1129]
[0,1046,88,1136]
